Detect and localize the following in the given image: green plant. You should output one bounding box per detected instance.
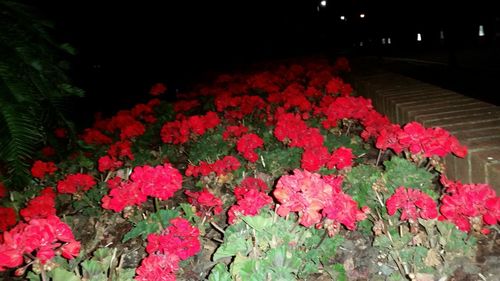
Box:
[209,209,345,280]
[0,0,84,188]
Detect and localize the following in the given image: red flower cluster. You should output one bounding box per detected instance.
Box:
[150,82,167,96]
[236,133,264,163]
[108,140,135,161]
[228,177,273,224]
[102,164,182,212]
[57,173,96,194]
[161,112,220,144]
[136,218,200,281]
[274,169,365,232]
[215,94,266,120]
[185,188,223,217]
[31,160,57,179]
[327,147,354,170]
[20,187,56,221]
[386,187,438,222]
[325,77,353,97]
[81,128,113,145]
[174,99,200,113]
[0,207,16,232]
[185,156,241,177]
[98,155,123,173]
[440,177,499,232]
[222,125,248,141]
[322,192,367,237]
[0,215,80,271]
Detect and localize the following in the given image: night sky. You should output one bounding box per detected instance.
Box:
[34,0,499,123]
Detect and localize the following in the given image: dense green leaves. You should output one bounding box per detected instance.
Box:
[0,0,83,188]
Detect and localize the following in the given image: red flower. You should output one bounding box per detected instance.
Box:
[237,133,264,163]
[40,146,56,158]
[61,241,81,259]
[57,173,96,194]
[98,155,123,173]
[323,192,365,232]
[483,197,500,225]
[135,254,179,281]
[185,188,223,217]
[150,83,167,96]
[119,120,145,140]
[108,140,135,160]
[386,187,438,222]
[130,164,182,201]
[81,128,113,145]
[0,207,16,232]
[327,147,354,170]
[102,181,147,212]
[301,146,330,172]
[20,187,56,221]
[228,188,273,224]
[31,160,57,179]
[222,125,249,141]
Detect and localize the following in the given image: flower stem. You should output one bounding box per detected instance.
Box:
[376,149,383,166]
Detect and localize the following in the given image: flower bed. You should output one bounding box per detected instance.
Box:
[1,57,499,281]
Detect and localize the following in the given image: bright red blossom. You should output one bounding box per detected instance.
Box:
[31,160,57,179]
[20,187,56,221]
[0,207,16,232]
[236,133,264,163]
[185,188,223,217]
[228,177,273,224]
[386,187,438,222]
[57,173,96,194]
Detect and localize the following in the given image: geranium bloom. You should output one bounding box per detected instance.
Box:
[57,173,96,194]
[237,133,264,163]
[0,215,80,271]
[108,140,135,160]
[483,197,500,225]
[386,187,438,222]
[0,207,16,232]
[20,187,56,221]
[81,128,113,145]
[323,192,366,235]
[98,155,123,173]
[228,177,272,224]
[274,169,335,227]
[301,146,330,172]
[327,147,354,170]
[185,188,223,217]
[31,160,57,179]
[440,178,497,232]
[150,83,167,96]
[135,254,179,281]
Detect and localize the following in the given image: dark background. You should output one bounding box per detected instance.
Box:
[34,0,500,126]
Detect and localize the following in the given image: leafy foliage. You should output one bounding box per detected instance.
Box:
[0,0,83,188]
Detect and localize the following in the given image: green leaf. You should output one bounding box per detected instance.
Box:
[383,157,434,193]
[213,234,250,261]
[81,260,104,279]
[26,272,41,281]
[51,267,80,281]
[208,264,232,281]
[156,209,180,228]
[122,219,160,242]
[115,268,136,281]
[179,203,196,223]
[242,214,272,231]
[326,263,347,281]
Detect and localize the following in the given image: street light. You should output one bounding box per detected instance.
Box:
[479,25,485,37]
[340,15,345,21]
[360,13,365,18]
[320,0,327,7]
[417,33,422,41]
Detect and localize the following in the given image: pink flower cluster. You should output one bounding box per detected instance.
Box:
[386,187,438,222]
[236,133,264,163]
[185,188,223,217]
[185,156,241,177]
[102,164,182,212]
[136,218,200,281]
[31,160,57,179]
[57,173,96,194]
[161,111,220,144]
[274,169,365,234]
[228,177,273,224]
[439,176,499,232]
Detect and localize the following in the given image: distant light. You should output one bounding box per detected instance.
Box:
[388,37,392,44]
[440,30,444,40]
[417,33,422,41]
[360,13,365,18]
[320,0,327,7]
[340,15,345,21]
[479,25,485,37]
[381,38,386,45]
[359,41,364,47]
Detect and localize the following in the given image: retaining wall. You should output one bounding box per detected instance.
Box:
[351,72,500,192]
